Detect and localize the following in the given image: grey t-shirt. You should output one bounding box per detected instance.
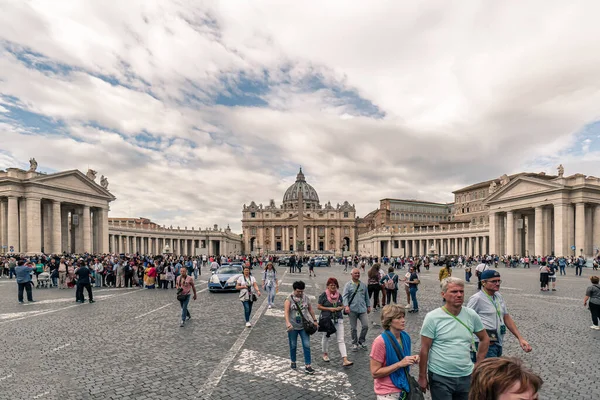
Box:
[466,290,508,345]
[586,285,600,305]
[289,294,312,330]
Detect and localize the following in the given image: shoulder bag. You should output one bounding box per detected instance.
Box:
[344,283,360,315]
[292,296,317,335]
[176,276,187,302]
[384,331,424,400]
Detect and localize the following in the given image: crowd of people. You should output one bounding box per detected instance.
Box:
[4,250,600,399]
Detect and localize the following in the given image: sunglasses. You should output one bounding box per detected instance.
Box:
[487,280,502,284]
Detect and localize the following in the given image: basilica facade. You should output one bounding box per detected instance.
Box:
[241,169,357,255]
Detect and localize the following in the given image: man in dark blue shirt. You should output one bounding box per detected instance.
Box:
[15,260,35,303]
[75,263,94,303]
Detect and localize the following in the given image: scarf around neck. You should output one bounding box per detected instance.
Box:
[326,288,340,304]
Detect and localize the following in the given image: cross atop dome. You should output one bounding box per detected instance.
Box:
[296,167,305,182]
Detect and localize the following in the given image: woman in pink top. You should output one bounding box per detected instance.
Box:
[176,268,197,327]
[370,304,419,400]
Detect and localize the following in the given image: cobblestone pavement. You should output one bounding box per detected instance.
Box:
[0,264,598,400]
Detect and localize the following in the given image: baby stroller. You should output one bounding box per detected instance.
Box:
[36,271,51,288]
[105,270,116,287]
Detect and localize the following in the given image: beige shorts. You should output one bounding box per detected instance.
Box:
[377,393,403,400]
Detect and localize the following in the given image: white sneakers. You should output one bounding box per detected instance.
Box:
[590,325,600,330]
[245,322,252,328]
[404,304,411,309]
[268,304,272,309]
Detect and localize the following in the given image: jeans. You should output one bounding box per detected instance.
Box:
[589,302,600,326]
[368,284,381,308]
[321,319,347,357]
[95,274,103,287]
[124,275,133,288]
[576,265,583,276]
[9,267,16,279]
[471,342,503,362]
[265,284,276,305]
[179,294,191,321]
[348,311,369,345]
[386,289,397,305]
[76,283,93,302]
[409,287,418,310]
[559,265,565,275]
[51,276,58,287]
[17,282,33,302]
[242,300,254,322]
[428,371,470,400]
[288,328,311,364]
[194,270,198,279]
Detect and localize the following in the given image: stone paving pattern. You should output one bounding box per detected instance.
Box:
[0,264,598,399]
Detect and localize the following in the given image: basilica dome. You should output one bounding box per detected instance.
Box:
[283,168,320,206]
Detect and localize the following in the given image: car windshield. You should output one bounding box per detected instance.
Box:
[217,267,242,274]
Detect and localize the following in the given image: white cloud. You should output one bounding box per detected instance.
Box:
[1,0,600,231]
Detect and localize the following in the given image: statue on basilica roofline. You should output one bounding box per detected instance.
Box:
[28,157,38,172]
[557,164,564,178]
[489,180,497,194]
[86,168,97,181]
[499,174,510,186]
[100,175,109,189]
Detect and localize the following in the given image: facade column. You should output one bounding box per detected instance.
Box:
[506,211,514,255]
[26,197,42,254]
[594,205,600,257]
[7,196,19,253]
[411,240,416,257]
[19,198,27,253]
[554,203,569,257]
[98,208,109,254]
[463,236,468,256]
[575,203,586,257]
[82,205,91,253]
[110,234,115,254]
[488,212,497,255]
[0,199,5,252]
[52,200,62,254]
[534,207,543,257]
[483,236,488,255]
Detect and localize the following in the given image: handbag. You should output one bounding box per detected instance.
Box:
[176,277,187,301]
[384,331,424,400]
[292,296,318,335]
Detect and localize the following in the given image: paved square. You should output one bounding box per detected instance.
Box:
[0,264,598,399]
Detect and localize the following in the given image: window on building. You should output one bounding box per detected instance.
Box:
[307,214,310,217]
[344,212,349,218]
[394,240,399,249]
[250,227,257,235]
[330,214,334,217]
[289,214,292,218]
[250,212,256,218]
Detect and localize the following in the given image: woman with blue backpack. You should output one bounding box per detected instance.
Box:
[380,266,399,305]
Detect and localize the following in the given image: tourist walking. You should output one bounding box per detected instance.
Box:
[145,263,157,289]
[370,304,419,400]
[176,267,197,327]
[466,270,532,359]
[401,269,411,309]
[407,266,420,313]
[284,280,318,374]
[164,263,175,289]
[539,262,550,291]
[317,277,353,367]
[236,265,261,327]
[262,262,278,309]
[58,258,67,289]
[380,266,399,305]
[475,261,489,290]
[584,276,600,330]
[343,268,371,351]
[438,263,452,282]
[75,262,94,303]
[367,264,382,310]
[93,259,104,288]
[16,260,35,304]
[576,256,585,276]
[418,277,489,399]
[469,357,543,400]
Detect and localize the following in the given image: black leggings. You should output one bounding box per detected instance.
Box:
[590,302,600,326]
[368,284,381,308]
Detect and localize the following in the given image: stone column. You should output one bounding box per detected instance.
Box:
[52,201,62,254]
[82,205,91,253]
[26,197,42,254]
[543,208,553,256]
[463,236,468,255]
[554,203,569,257]
[19,198,27,253]
[110,234,115,253]
[585,206,593,257]
[411,240,416,257]
[97,208,109,254]
[488,212,497,255]
[7,196,19,253]
[0,199,5,252]
[506,211,514,255]
[483,236,488,255]
[575,203,586,257]
[132,236,138,254]
[594,205,600,257]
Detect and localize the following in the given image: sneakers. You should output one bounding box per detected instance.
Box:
[180,320,185,327]
[18,301,24,304]
[590,325,600,330]
[186,315,191,321]
[359,343,368,350]
[290,362,297,370]
[352,344,359,352]
[245,322,252,328]
[89,300,95,303]
[404,304,411,309]
[408,309,419,313]
[268,304,272,309]
[304,366,315,374]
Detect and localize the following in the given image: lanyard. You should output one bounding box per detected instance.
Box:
[441,306,475,350]
[483,291,502,323]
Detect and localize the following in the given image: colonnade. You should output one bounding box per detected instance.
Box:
[0,196,108,254]
[490,202,600,257]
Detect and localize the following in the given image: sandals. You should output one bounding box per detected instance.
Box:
[343,360,354,367]
[322,355,330,362]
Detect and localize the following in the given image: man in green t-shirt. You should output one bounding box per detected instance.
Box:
[418,277,489,400]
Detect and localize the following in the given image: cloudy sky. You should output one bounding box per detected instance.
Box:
[1,1,600,231]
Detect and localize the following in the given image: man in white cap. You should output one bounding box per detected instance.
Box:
[466,269,531,360]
